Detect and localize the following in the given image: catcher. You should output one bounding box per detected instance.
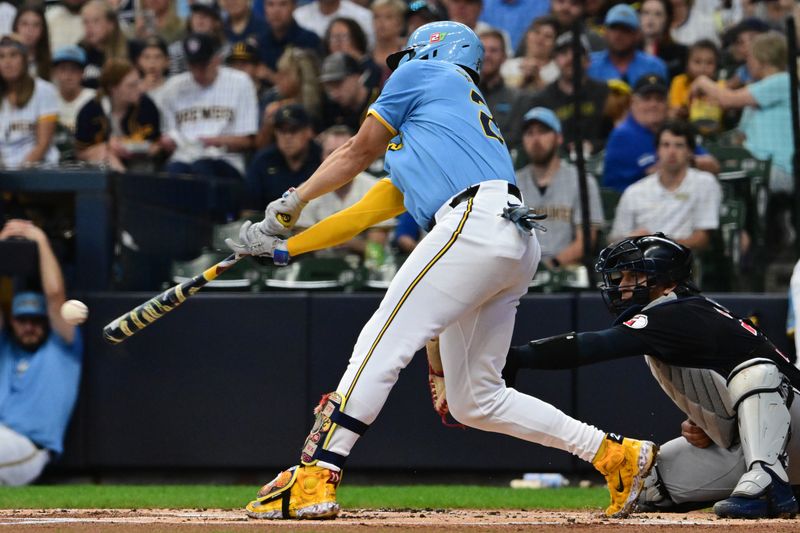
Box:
[501,233,800,519]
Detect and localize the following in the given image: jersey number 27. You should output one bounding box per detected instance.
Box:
[470,90,505,145]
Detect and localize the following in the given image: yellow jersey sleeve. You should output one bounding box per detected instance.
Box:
[287,178,406,257]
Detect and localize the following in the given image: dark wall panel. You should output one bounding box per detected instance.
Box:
[78,294,309,468]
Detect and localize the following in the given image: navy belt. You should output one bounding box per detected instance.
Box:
[428,182,522,231]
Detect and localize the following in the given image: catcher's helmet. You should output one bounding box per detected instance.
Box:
[386,21,484,83]
[595,233,694,315]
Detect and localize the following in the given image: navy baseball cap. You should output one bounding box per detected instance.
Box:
[320,52,361,83]
[52,45,87,66]
[523,107,561,134]
[190,0,221,19]
[554,31,591,54]
[274,104,311,130]
[11,292,47,318]
[605,3,640,31]
[184,33,220,65]
[633,73,668,96]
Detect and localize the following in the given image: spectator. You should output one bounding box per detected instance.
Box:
[324,17,381,89]
[258,0,320,83]
[392,211,421,254]
[478,29,524,143]
[319,51,379,132]
[604,78,632,128]
[295,125,393,257]
[370,0,405,87]
[221,0,266,44]
[638,0,687,80]
[135,35,170,109]
[74,58,161,171]
[294,0,374,49]
[525,31,610,155]
[669,39,723,137]
[610,120,721,252]
[159,33,258,179]
[46,0,86,51]
[500,15,559,91]
[13,4,51,81]
[167,0,224,75]
[225,38,261,85]
[669,0,720,47]
[724,17,769,89]
[0,0,15,36]
[691,31,794,193]
[255,46,321,147]
[588,3,668,86]
[478,0,550,52]
[79,0,130,88]
[549,0,604,52]
[515,107,604,269]
[603,74,718,192]
[0,34,59,169]
[244,103,322,209]
[405,0,444,35]
[133,0,185,45]
[444,0,512,54]
[0,219,82,486]
[52,45,95,133]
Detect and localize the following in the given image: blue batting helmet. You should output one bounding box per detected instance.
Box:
[386,21,484,82]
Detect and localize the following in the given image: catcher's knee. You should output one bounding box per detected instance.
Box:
[727,358,792,408]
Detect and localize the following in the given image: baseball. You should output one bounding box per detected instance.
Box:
[60,300,89,326]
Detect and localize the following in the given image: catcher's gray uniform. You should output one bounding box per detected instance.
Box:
[640,361,800,508]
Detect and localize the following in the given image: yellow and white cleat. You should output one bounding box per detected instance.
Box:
[245,465,341,519]
[592,434,658,518]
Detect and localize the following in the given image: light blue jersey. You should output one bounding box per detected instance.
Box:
[368,60,516,229]
[0,329,82,454]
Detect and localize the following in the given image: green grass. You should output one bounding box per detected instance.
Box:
[0,485,608,510]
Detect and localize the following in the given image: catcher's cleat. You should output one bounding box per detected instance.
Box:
[713,465,798,519]
[592,434,658,518]
[245,465,341,519]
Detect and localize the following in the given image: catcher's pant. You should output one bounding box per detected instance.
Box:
[324,181,605,466]
[647,390,800,504]
[0,424,49,486]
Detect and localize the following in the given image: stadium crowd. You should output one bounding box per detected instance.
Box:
[0,0,798,288]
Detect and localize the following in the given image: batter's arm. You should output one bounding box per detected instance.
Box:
[287,178,406,257]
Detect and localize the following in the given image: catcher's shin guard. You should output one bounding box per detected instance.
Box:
[713,360,798,519]
[592,434,658,518]
[246,465,342,519]
[301,392,369,469]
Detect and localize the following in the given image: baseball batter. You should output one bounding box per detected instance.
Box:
[505,234,800,519]
[227,21,656,520]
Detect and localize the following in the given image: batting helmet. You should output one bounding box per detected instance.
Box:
[386,21,484,83]
[595,233,694,314]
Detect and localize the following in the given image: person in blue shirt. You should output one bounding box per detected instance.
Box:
[0,220,82,486]
[222,0,268,44]
[588,3,668,86]
[604,74,719,192]
[258,0,321,78]
[228,20,657,522]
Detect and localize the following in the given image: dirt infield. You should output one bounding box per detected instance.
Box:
[0,509,798,532]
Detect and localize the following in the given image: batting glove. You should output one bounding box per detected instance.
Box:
[226,220,290,265]
[262,188,308,236]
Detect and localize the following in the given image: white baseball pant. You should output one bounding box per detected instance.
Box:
[322,180,606,467]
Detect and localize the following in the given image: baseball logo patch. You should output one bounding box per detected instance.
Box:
[429,32,447,42]
[623,314,648,329]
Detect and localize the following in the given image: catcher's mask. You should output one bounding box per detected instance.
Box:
[595,233,694,315]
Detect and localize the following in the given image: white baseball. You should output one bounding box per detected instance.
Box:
[60,300,89,326]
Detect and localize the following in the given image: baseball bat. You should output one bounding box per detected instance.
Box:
[102,254,242,345]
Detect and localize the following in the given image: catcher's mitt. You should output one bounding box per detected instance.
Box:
[426,338,465,429]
